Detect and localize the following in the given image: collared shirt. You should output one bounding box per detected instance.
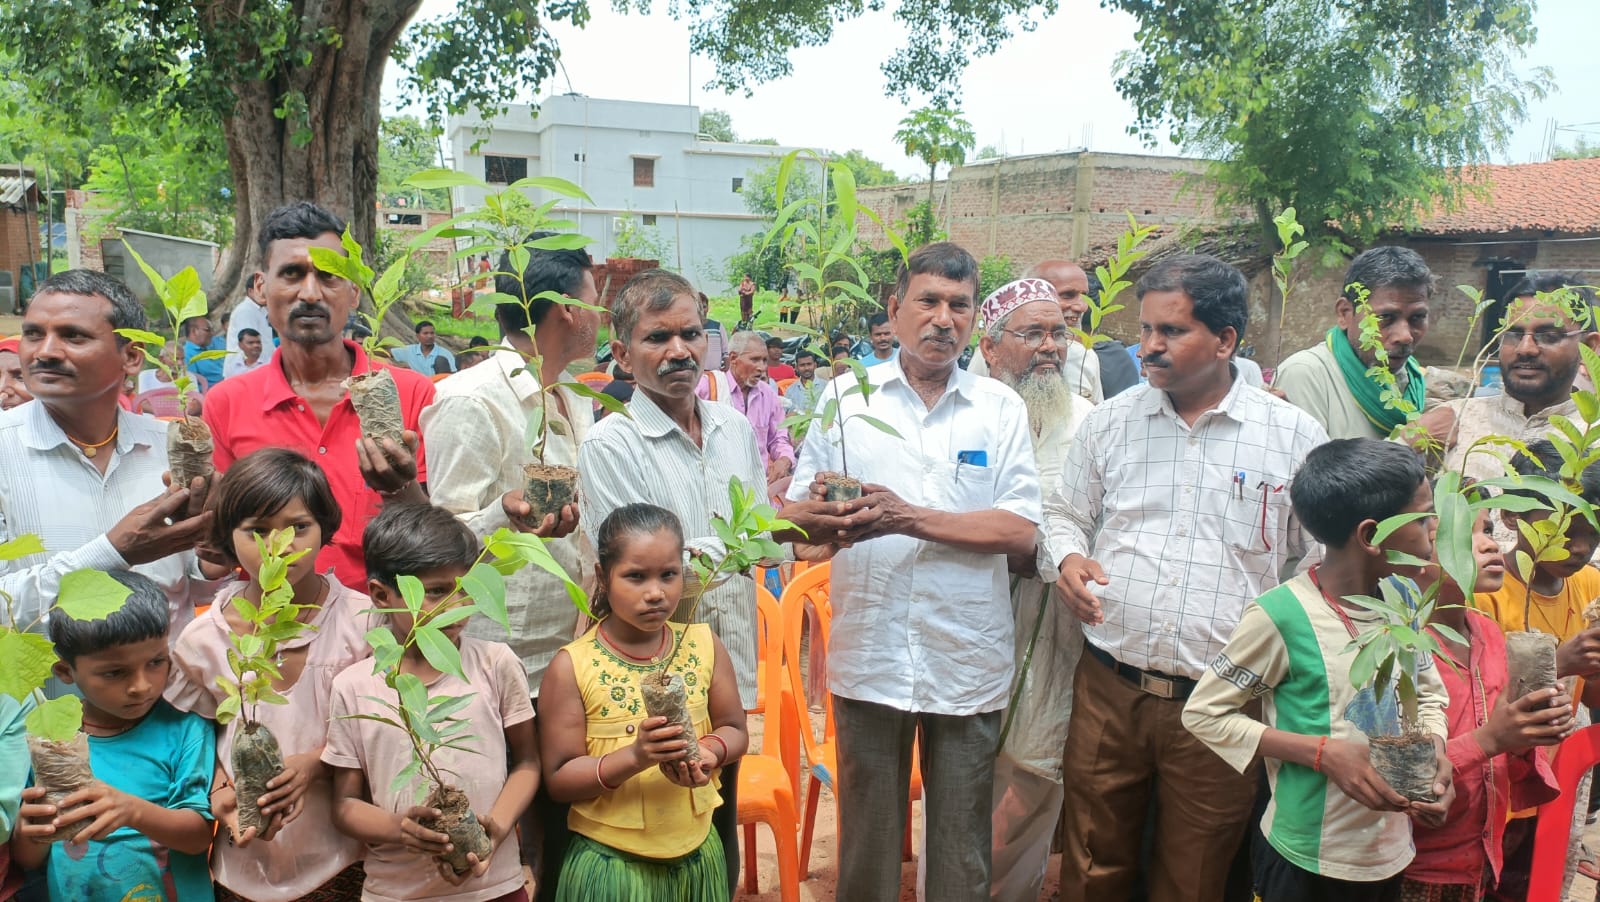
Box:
[784,377,821,413]
[786,360,1042,715]
[1274,340,1395,440]
[391,342,456,376]
[202,340,435,591]
[184,336,226,389]
[578,390,769,708]
[1043,375,1326,679]
[224,297,276,379]
[421,349,593,690]
[0,402,211,636]
[696,375,793,467]
[1407,611,1559,888]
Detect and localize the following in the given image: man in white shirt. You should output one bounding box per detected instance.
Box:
[419,233,596,900]
[223,273,276,378]
[977,278,1094,902]
[1045,255,1327,902]
[787,243,1041,901]
[0,270,216,643]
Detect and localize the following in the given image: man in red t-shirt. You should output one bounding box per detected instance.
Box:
[203,202,435,590]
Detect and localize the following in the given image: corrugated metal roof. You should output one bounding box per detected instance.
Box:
[0,173,36,207]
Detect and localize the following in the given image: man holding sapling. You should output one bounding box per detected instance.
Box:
[420,233,601,896]
[975,277,1093,902]
[785,243,1041,901]
[580,267,866,893]
[696,330,794,481]
[1273,246,1436,440]
[1044,255,1327,902]
[1183,438,1453,900]
[202,202,436,592]
[0,269,217,643]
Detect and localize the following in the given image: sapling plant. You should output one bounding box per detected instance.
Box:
[307,229,413,445]
[1264,207,1310,368]
[354,526,583,874]
[636,478,795,763]
[396,169,628,523]
[118,244,230,489]
[212,528,317,835]
[1077,213,1156,399]
[764,150,908,500]
[0,542,131,842]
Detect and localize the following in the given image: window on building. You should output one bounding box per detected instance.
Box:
[385,213,423,226]
[731,177,744,193]
[633,157,655,188]
[642,214,657,226]
[484,155,528,184]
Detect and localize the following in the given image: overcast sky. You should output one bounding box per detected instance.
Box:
[390,0,1598,178]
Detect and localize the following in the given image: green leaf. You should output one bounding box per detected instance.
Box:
[0,534,45,561]
[388,758,424,795]
[397,575,425,615]
[524,232,592,250]
[459,563,508,634]
[850,414,901,438]
[0,630,57,700]
[1433,488,1476,602]
[24,694,83,741]
[214,694,241,724]
[114,328,169,350]
[415,626,466,681]
[393,672,430,721]
[404,168,489,190]
[1371,511,1434,545]
[506,176,593,201]
[427,693,474,724]
[56,570,132,621]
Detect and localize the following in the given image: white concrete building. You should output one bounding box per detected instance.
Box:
[446,94,819,290]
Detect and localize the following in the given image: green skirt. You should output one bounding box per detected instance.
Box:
[553,830,728,902]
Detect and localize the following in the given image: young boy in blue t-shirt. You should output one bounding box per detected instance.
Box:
[13,570,216,900]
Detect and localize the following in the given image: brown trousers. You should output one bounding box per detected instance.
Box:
[1060,649,1259,902]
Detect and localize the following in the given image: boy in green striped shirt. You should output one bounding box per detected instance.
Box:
[1183,438,1453,901]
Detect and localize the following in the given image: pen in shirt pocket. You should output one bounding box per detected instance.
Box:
[956,449,988,479]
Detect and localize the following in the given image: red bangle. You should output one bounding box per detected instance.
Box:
[596,752,618,791]
[701,734,729,766]
[1312,736,1328,773]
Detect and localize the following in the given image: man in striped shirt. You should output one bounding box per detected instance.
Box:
[579,267,864,894]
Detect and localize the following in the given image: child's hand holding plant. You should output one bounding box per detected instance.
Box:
[1475,686,1574,757]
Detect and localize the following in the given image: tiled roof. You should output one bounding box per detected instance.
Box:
[0,171,36,207]
[1414,157,1600,236]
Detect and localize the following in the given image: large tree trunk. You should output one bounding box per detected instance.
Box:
[208,0,419,341]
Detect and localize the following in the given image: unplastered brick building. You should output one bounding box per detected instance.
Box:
[857,153,1600,368]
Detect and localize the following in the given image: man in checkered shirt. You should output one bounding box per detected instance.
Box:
[1043,254,1328,902]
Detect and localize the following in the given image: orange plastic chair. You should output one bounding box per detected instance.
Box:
[750,576,777,717]
[430,372,451,383]
[576,371,612,390]
[780,563,920,875]
[737,585,802,902]
[1530,724,1600,901]
[775,377,797,395]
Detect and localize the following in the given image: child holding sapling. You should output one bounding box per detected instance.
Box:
[1183,439,1451,900]
[323,503,538,901]
[538,503,748,902]
[13,570,217,899]
[1402,497,1571,900]
[1470,440,1600,900]
[164,447,371,900]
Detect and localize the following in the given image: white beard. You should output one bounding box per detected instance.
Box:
[998,368,1074,443]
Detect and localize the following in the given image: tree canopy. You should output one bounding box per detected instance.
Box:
[698,109,737,142]
[1108,0,1549,242]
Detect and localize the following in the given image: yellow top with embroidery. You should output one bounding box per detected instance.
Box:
[565,621,721,858]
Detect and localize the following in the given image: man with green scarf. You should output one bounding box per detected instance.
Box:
[1273,246,1436,438]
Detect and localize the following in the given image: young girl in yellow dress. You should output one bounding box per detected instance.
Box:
[538,503,748,901]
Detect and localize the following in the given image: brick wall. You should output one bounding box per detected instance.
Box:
[856,152,1253,266]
